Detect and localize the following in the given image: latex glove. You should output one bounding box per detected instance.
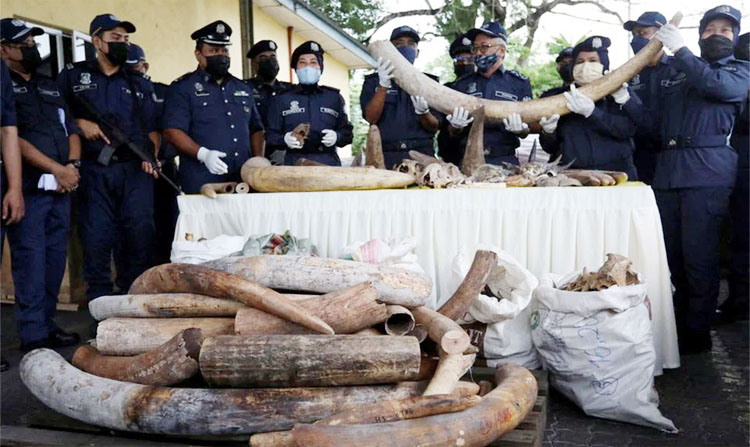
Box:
[503,113,529,134]
[376,57,395,88]
[539,114,560,134]
[446,106,474,129]
[284,132,303,149]
[196,147,228,175]
[564,84,595,118]
[654,24,685,53]
[321,129,338,147]
[410,95,429,115]
[612,82,630,105]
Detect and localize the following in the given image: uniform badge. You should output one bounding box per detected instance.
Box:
[217,23,225,33]
[311,42,319,52]
[269,41,276,50]
[282,100,305,116]
[467,82,477,94]
[592,37,602,49]
[80,73,91,85]
[717,5,730,13]
[244,106,251,113]
[495,90,518,101]
[195,82,203,92]
[320,106,339,118]
[12,19,24,26]
[631,74,640,85]
[109,14,119,21]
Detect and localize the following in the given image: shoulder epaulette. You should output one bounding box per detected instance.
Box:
[508,69,528,81]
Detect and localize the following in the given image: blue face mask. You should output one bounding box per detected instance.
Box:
[296,66,321,85]
[630,36,649,54]
[475,53,498,72]
[397,45,417,64]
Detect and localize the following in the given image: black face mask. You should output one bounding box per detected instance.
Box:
[205,54,230,78]
[558,63,574,84]
[454,63,475,78]
[699,35,734,62]
[257,58,279,82]
[103,41,129,66]
[20,45,42,72]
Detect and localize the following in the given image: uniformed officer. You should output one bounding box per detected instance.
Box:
[438,35,474,165]
[163,20,264,194]
[245,40,290,164]
[538,36,640,179]
[652,5,749,353]
[540,47,574,99]
[623,11,678,184]
[1,18,81,351]
[447,22,533,166]
[361,26,441,168]
[126,43,177,265]
[266,41,353,166]
[719,32,750,323]
[57,14,159,300]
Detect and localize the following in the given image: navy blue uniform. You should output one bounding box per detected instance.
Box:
[360,72,440,168]
[245,77,289,163]
[651,48,749,336]
[6,70,76,345]
[58,60,157,299]
[266,84,353,166]
[628,55,678,184]
[436,78,464,165]
[539,91,640,179]
[151,81,178,265]
[0,60,16,252]
[449,67,532,165]
[163,68,262,193]
[538,85,570,161]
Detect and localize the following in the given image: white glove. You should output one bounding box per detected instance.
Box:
[446,106,474,129]
[654,24,685,54]
[321,129,338,147]
[502,113,529,134]
[376,57,395,88]
[410,95,429,115]
[196,147,228,175]
[539,114,560,134]
[284,132,303,149]
[564,84,595,118]
[612,82,630,105]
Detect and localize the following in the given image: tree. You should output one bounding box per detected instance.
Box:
[348,71,369,156]
[308,0,384,40]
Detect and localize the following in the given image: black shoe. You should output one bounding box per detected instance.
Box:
[679,330,712,355]
[48,327,80,348]
[1,357,9,372]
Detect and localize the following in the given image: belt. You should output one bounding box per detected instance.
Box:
[382,139,433,152]
[664,135,729,149]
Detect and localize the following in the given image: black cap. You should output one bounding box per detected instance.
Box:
[466,22,507,43]
[89,14,135,36]
[700,5,741,42]
[555,47,574,63]
[390,25,420,43]
[0,18,43,44]
[126,43,146,66]
[291,40,324,70]
[572,36,611,71]
[191,20,232,46]
[449,35,472,57]
[623,12,667,31]
[247,40,278,59]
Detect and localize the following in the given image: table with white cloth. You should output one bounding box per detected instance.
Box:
[175,185,680,374]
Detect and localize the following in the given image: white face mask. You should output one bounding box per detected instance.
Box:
[572,61,604,85]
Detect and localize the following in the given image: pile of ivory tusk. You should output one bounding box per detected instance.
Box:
[21,252,538,446]
[200,181,251,198]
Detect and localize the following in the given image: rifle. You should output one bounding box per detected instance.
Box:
[75,95,183,194]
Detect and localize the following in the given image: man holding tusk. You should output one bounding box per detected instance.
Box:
[538,36,640,179]
[266,41,353,166]
[623,11,677,185]
[361,26,442,169]
[438,34,475,165]
[447,22,533,166]
[650,5,749,354]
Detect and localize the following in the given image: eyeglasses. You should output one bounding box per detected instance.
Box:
[453,55,474,63]
[471,44,500,54]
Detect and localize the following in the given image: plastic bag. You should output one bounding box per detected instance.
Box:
[531,272,677,432]
[171,235,247,264]
[230,230,316,257]
[340,237,423,274]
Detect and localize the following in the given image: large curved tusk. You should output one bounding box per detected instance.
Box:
[438,249,497,321]
[20,349,429,435]
[368,12,682,124]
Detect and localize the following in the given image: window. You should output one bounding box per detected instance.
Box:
[21,19,95,79]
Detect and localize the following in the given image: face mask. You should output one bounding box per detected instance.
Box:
[475,53,498,72]
[20,45,42,72]
[630,36,649,54]
[699,35,734,62]
[296,66,321,85]
[557,63,574,84]
[257,58,279,82]
[396,45,417,64]
[103,41,129,66]
[454,63,475,78]
[573,61,604,85]
[205,54,230,78]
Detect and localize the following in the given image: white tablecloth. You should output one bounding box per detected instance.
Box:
[175,185,680,373]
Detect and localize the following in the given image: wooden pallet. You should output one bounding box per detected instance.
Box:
[466,366,549,447]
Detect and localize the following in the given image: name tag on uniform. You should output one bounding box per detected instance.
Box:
[661,72,686,88]
[722,65,738,72]
[233,90,250,97]
[320,107,339,118]
[386,89,399,95]
[282,100,305,116]
[73,84,97,92]
[12,86,27,94]
[39,88,60,97]
[495,91,518,101]
[470,92,483,97]
[121,87,144,99]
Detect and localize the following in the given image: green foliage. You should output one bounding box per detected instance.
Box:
[307,0,383,39]
[423,51,456,84]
